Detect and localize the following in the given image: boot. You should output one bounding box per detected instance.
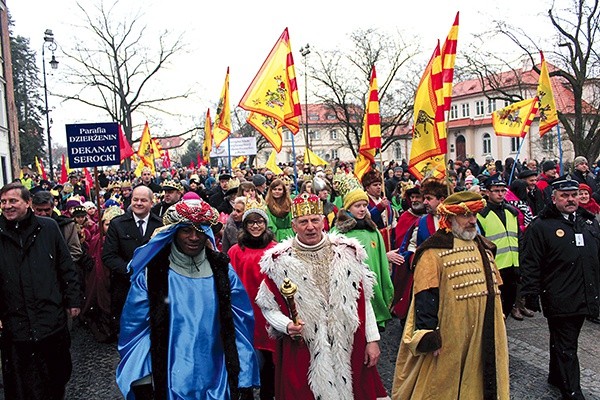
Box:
[131,383,154,400]
[517,297,535,317]
[511,307,524,321]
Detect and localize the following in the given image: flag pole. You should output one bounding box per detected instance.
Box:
[509,134,527,185]
[556,124,564,173]
[378,148,392,252]
[227,137,232,172]
[291,133,299,194]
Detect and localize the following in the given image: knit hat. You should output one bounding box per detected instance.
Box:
[337,174,369,210]
[573,156,588,167]
[542,160,557,172]
[252,174,267,187]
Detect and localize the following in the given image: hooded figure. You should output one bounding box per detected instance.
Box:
[116,194,259,399]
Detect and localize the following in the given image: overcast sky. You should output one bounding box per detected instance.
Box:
[8,0,560,147]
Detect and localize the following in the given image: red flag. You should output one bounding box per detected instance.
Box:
[118,125,135,160]
[441,12,459,111]
[60,155,68,184]
[189,160,195,170]
[355,65,382,181]
[37,157,48,180]
[197,153,202,168]
[83,167,93,198]
[162,149,171,169]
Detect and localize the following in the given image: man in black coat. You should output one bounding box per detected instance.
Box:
[0,182,81,400]
[151,180,183,218]
[521,175,600,400]
[208,173,233,214]
[519,169,546,216]
[102,185,163,338]
[138,166,162,193]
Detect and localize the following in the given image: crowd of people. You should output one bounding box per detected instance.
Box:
[0,153,598,399]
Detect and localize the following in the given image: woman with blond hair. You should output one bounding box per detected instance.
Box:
[265,179,294,242]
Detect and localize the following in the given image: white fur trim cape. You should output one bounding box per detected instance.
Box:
[257,232,376,400]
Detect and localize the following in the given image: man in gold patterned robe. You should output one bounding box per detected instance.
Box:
[392,191,510,400]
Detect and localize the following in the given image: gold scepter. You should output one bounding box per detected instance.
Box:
[279,278,299,325]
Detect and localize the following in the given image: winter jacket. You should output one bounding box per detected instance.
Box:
[521,204,600,318]
[0,211,81,341]
[102,210,163,275]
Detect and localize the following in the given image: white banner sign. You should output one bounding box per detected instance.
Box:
[210,137,257,157]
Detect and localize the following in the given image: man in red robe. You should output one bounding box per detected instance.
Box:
[257,193,388,400]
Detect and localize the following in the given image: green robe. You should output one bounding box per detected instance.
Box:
[267,208,294,243]
[331,226,394,327]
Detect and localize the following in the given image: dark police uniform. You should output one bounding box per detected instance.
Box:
[521,175,600,400]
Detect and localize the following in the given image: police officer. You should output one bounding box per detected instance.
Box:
[477,174,522,320]
[521,175,600,400]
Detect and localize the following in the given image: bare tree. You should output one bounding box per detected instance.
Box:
[58,0,191,166]
[308,28,419,157]
[462,0,600,162]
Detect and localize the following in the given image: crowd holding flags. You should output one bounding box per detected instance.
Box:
[239,28,302,153]
[35,156,48,180]
[355,65,382,181]
[35,16,564,186]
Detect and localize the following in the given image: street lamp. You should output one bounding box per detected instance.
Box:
[299,44,311,166]
[42,29,58,181]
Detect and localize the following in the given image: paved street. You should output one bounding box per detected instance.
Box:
[0,314,598,399]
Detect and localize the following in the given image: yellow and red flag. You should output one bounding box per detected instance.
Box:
[441,12,459,112]
[35,156,48,180]
[137,121,160,174]
[537,51,559,137]
[239,28,301,152]
[355,65,382,181]
[492,97,539,138]
[118,125,135,161]
[203,109,213,162]
[213,68,232,148]
[408,42,447,181]
[152,138,164,158]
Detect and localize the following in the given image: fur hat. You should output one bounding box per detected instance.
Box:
[420,178,451,199]
[361,169,382,188]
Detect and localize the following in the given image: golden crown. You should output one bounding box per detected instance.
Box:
[291,193,324,219]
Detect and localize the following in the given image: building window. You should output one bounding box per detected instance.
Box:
[308,113,319,121]
[284,131,293,141]
[504,100,510,107]
[541,132,555,151]
[326,114,336,121]
[487,99,496,114]
[394,143,402,160]
[330,130,338,140]
[330,149,338,159]
[462,103,470,118]
[309,130,320,140]
[450,104,458,119]
[483,133,492,154]
[511,137,521,153]
[475,100,484,115]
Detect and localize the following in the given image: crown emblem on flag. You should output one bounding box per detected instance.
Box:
[291,193,323,219]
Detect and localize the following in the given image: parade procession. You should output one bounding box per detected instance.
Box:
[2,1,600,399]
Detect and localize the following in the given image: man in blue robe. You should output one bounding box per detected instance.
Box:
[116,193,259,399]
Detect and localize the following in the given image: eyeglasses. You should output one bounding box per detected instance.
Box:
[246,220,265,227]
